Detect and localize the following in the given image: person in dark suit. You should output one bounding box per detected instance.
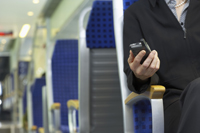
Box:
[123,0,200,132]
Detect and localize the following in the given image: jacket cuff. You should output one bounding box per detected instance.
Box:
[127,72,151,94]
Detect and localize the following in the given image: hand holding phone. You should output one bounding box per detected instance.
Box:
[129,39,151,64]
[128,39,160,81]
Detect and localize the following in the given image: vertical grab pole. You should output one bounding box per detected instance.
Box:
[113,0,134,132]
[78,7,92,133]
[45,18,54,133]
[42,86,49,133]
[26,23,38,133]
[18,96,23,132]
[27,83,33,133]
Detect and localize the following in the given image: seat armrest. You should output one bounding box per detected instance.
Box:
[67,100,79,110]
[32,125,37,131]
[31,125,37,133]
[38,127,44,133]
[51,103,61,110]
[51,103,61,131]
[67,99,79,133]
[125,85,165,105]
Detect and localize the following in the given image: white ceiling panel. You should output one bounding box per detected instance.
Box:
[0,0,47,37]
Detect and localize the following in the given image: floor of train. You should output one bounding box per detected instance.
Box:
[0,122,22,133]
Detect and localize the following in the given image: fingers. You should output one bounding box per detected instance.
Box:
[129,50,146,78]
[145,51,160,76]
[135,50,156,75]
[142,50,156,69]
[127,50,134,64]
[128,50,145,75]
[132,50,146,65]
[155,56,160,71]
[127,49,160,81]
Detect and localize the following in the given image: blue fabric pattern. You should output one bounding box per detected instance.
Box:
[52,40,78,133]
[133,99,152,133]
[18,61,29,76]
[32,77,46,128]
[23,86,27,114]
[123,0,138,10]
[86,0,116,48]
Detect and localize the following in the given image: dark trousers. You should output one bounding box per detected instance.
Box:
[164,78,200,133]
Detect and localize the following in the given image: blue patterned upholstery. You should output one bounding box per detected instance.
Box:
[18,61,29,76]
[32,77,46,128]
[123,0,138,10]
[133,99,152,133]
[86,0,116,48]
[122,0,153,132]
[19,61,29,114]
[23,86,27,114]
[52,40,78,133]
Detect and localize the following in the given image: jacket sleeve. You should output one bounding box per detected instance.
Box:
[123,8,159,94]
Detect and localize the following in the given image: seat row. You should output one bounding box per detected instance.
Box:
[20,0,165,133]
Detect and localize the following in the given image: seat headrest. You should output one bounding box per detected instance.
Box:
[123,0,138,10]
[52,39,78,61]
[86,0,116,48]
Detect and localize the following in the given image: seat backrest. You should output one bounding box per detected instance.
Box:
[113,0,153,132]
[51,39,78,129]
[18,61,29,78]
[19,61,29,114]
[23,86,27,114]
[84,0,123,132]
[32,77,46,128]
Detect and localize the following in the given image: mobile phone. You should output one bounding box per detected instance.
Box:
[129,39,151,64]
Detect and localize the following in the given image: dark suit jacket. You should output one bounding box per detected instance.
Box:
[123,0,200,108]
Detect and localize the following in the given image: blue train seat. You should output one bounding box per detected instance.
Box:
[86,1,115,48]
[18,61,29,79]
[18,61,29,115]
[51,39,78,133]
[113,0,165,133]
[19,61,30,132]
[32,77,46,129]
[23,88,27,115]
[78,0,123,132]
